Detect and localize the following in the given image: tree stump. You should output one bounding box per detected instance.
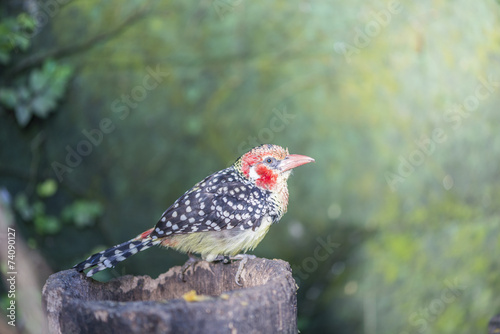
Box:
[489,314,500,334]
[42,258,297,334]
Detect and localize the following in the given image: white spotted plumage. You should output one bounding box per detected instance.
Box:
[150,165,278,240]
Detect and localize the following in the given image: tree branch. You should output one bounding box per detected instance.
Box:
[6,6,153,78]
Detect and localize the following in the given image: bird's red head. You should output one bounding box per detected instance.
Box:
[236,144,315,191]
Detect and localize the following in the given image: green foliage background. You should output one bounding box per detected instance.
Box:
[1,0,500,333]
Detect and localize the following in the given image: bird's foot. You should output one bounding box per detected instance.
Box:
[214,254,256,286]
[180,253,201,282]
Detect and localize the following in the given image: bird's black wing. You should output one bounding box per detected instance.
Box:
[150,167,270,239]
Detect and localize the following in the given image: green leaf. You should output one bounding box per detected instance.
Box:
[27,238,37,249]
[17,13,36,31]
[62,200,103,228]
[12,33,30,51]
[186,116,202,135]
[34,215,61,235]
[186,86,202,103]
[0,13,34,59]
[25,61,74,121]
[29,69,49,92]
[0,89,17,108]
[0,51,10,64]
[32,201,45,216]
[14,104,32,127]
[36,179,58,198]
[14,193,32,220]
[16,86,30,100]
[31,95,56,117]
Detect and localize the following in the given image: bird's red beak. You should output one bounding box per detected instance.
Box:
[280,154,315,172]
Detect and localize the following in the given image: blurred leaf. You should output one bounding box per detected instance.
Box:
[29,70,49,92]
[0,296,10,311]
[29,61,73,118]
[34,215,61,235]
[16,13,36,31]
[0,51,9,64]
[32,95,56,117]
[5,61,73,127]
[27,238,37,249]
[14,104,32,127]
[11,33,30,51]
[186,116,202,135]
[36,179,58,198]
[186,86,202,103]
[62,200,103,228]
[14,193,32,220]
[32,201,45,216]
[0,89,17,108]
[17,86,30,100]
[0,13,34,60]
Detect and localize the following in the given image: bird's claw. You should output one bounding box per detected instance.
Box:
[216,254,256,286]
[180,254,201,282]
[183,254,256,285]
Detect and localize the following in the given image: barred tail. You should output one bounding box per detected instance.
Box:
[74,228,159,277]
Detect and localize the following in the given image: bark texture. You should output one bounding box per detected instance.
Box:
[489,314,500,334]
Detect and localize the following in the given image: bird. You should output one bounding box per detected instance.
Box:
[74,144,314,285]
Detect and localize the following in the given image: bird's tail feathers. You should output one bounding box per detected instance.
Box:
[73,228,160,277]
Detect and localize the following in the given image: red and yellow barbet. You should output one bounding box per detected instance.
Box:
[74,144,314,284]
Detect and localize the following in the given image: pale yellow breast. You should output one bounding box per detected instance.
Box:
[167,215,274,261]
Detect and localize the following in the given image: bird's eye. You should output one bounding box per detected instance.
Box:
[265,157,274,164]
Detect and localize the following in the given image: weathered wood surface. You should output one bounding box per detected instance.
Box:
[489,314,500,334]
[42,258,297,334]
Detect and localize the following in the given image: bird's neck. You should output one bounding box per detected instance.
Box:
[269,173,290,218]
